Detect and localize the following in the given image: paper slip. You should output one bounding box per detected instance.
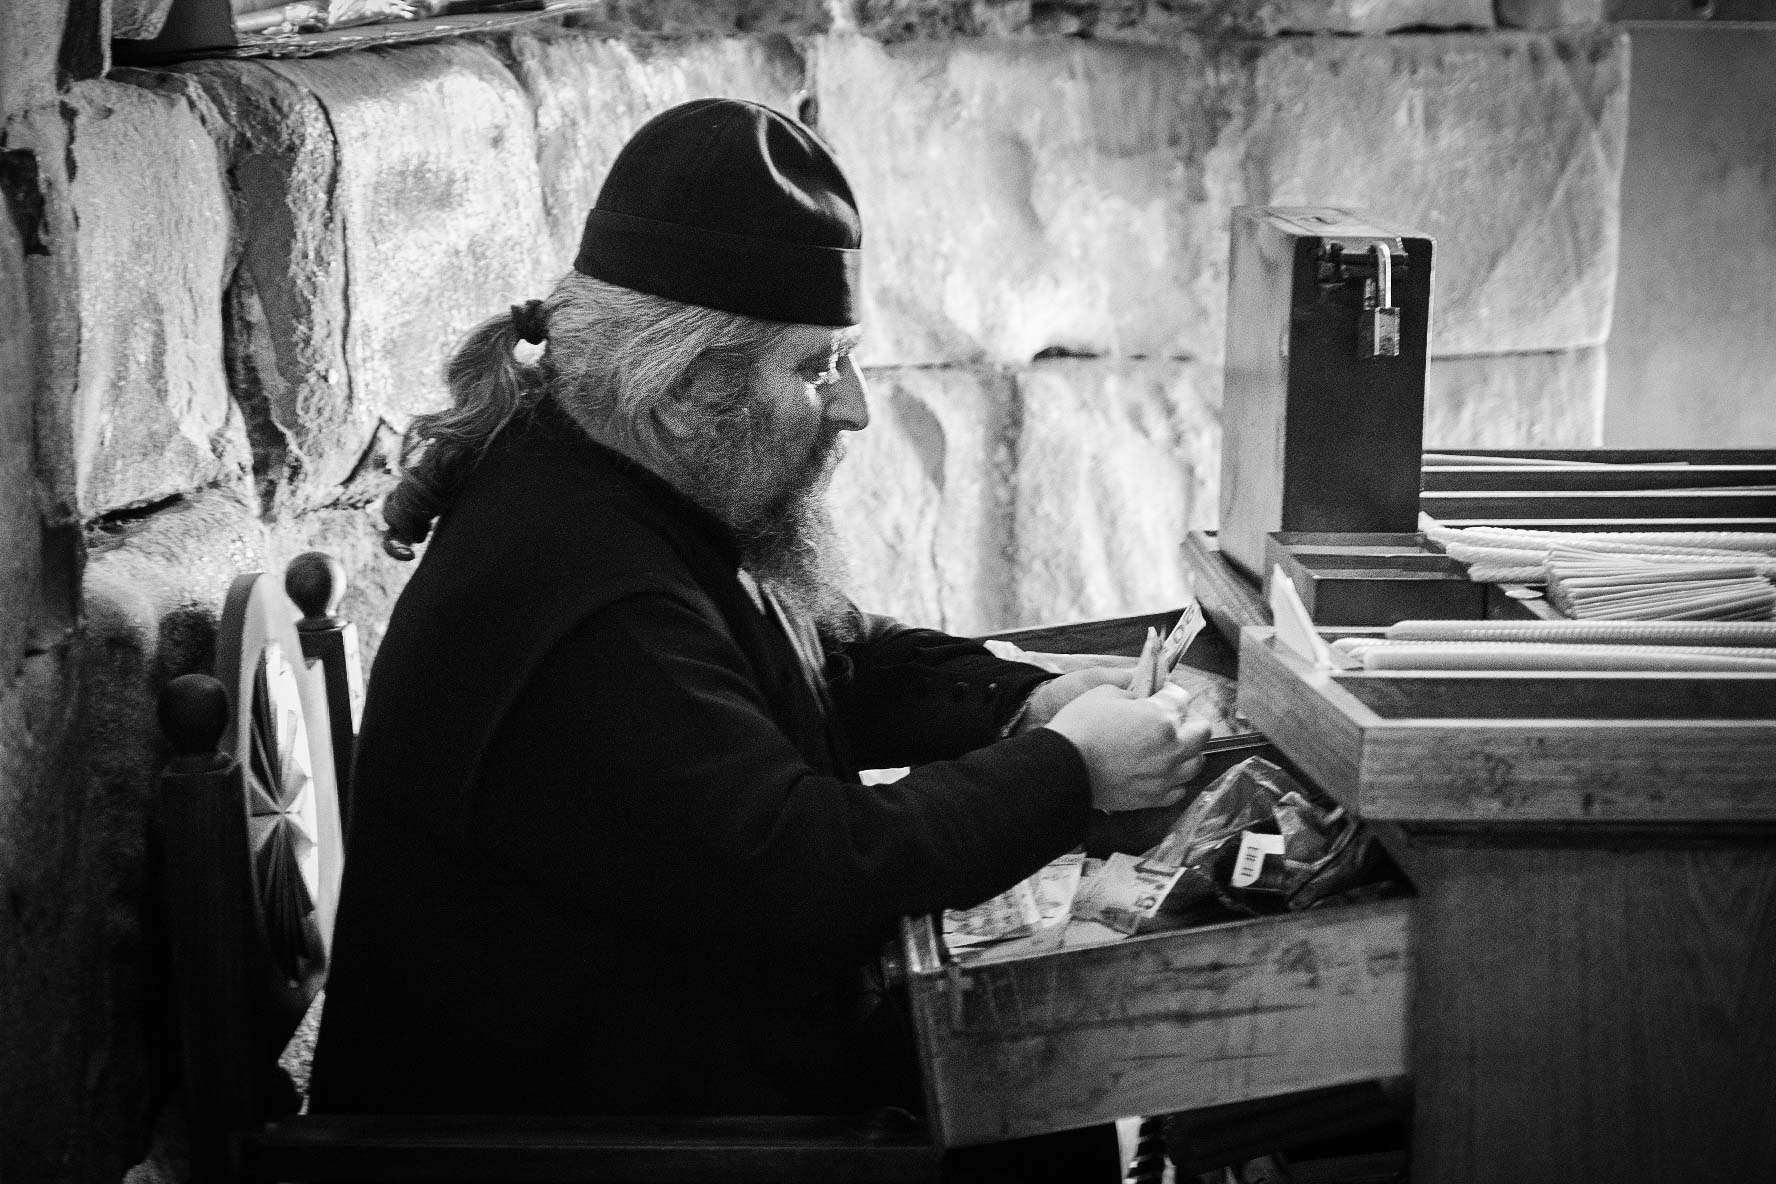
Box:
[1071,852,1185,935]
[1269,567,1337,671]
[1230,830,1287,888]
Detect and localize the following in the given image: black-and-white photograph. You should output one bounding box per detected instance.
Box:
[2,1,1772,1182]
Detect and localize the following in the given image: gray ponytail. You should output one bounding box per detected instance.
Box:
[381,308,543,559]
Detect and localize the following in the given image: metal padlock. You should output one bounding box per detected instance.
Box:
[1359,240,1401,359]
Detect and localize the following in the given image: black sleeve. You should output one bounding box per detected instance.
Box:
[828,615,1060,768]
[469,593,1091,946]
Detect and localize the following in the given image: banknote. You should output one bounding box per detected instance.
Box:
[1071,852,1185,935]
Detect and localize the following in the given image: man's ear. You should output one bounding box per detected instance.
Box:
[656,356,747,441]
[650,387,701,442]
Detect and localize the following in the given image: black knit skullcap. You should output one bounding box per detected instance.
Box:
[573,98,862,328]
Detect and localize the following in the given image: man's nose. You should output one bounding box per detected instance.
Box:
[823,355,870,432]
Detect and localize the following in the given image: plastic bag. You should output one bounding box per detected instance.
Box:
[1144,756,1396,919]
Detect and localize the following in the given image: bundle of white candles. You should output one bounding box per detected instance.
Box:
[1545,553,1776,621]
[1326,619,1776,672]
[1420,516,1776,622]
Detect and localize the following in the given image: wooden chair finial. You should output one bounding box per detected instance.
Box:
[286,551,346,628]
[159,674,230,767]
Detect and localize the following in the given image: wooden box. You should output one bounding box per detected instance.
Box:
[897,898,1412,1148]
[1236,626,1776,824]
[1420,449,1776,532]
[1263,532,1485,626]
[1217,207,1434,579]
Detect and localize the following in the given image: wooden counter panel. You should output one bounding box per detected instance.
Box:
[902,899,1412,1148]
[1406,838,1776,1182]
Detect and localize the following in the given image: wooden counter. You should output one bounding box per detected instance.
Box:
[1238,626,1776,1182]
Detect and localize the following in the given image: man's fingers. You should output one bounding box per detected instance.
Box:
[1174,720,1212,752]
[1153,781,1195,809]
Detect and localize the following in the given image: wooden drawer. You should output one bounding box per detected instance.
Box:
[897,897,1413,1148]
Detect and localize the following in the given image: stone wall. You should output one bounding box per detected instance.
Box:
[2,1,1625,1180]
[1605,22,1776,447]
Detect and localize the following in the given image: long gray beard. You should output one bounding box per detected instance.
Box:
[683,420,859,644]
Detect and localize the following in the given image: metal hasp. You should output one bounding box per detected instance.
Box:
[1216,206,1434,580]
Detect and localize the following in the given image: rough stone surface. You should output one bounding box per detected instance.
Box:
[110,0,179,39]
[814,29,1626,367]
[1606,25,1776,447]
[1010,358,1220,628]
[267,43,556,431]
[68,77,249,517]
[1240,31,1626,358]
[567,0,837,35]
[177,59,357,509]
[829,366,1016,635]
[503,29,808,268]
[0,0,68,115]
[0,159,85,1184]
[1424,348,1605,448]
[848,0,1492,39]
[1496,0,1605,26]
[1248,0,1493,33]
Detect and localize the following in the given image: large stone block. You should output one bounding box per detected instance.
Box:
[1425,348,1604,448]
[1496,0,1606,26]
[848,0,1492,39]
[1246,0,1493,33]
[813,29,1625,366]
[265,44,556,432]
[1240,30,1626,358]
[67,78,249,517]
[1605,25,1776,448]
[0,0,68,114]
[829,365,1015,635]
[503,30,808,267]
[1009,358,1220,628]
[571,0,836,35]
[110,0,178,39]
[178,59,356,507]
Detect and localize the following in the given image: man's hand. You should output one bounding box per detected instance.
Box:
[1042,683,1211,813]
[1013,667,1135,734]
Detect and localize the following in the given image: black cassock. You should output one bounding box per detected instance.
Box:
[310,401,1095,1121]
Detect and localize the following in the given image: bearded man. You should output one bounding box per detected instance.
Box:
[310,99,1208,1178]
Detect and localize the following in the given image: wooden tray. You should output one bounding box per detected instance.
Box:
[897,898,1412,1148]
[1236,626,1776,825]
[1263,532,1486,626]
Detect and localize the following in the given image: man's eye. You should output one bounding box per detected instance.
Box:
[804,358,842,387]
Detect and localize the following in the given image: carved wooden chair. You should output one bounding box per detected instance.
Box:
[153,552,939,1183]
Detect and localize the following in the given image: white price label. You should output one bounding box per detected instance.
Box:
[1230,830,1286,889]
